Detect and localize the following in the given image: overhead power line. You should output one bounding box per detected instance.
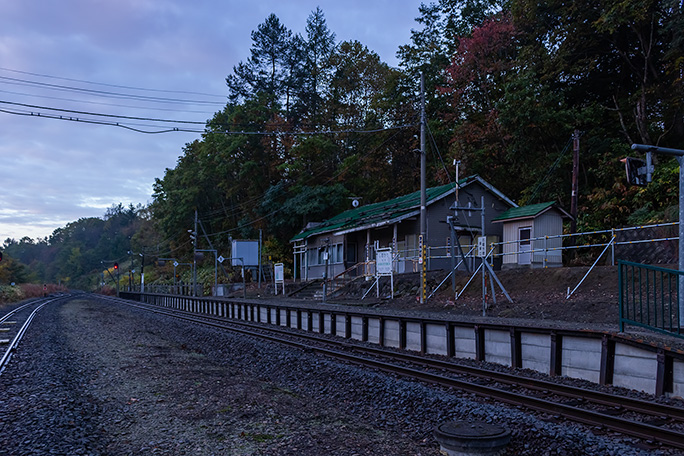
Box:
[0,101,417,136]
[0,88,218,115]
[0,75,225,106]
[0,107,201,134]
[0,100,206,125]
[0,67,226,99]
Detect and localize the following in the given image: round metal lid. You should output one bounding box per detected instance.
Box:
[434,420,511,450]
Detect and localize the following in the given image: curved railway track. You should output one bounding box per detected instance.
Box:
[104,294,684,451]
[0,295,66,374]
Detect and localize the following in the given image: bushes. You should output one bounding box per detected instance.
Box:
[0,285,24,305]
[0,283,69,306]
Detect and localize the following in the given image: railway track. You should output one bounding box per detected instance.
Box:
[105,294,684,451]
[0,295,66,375]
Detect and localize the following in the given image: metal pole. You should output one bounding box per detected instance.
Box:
[571,129,580,233]
[679,156,684,327]
[323,242,329,303]
[193,209,198,297]
[481,196,486,316]
[611,228,615,265]
[420,72,427,305]
[140,252,145,293]
[632,144,684,327]
[450,217,456,295]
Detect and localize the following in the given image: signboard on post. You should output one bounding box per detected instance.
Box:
[375,247,394,299]
[274,263,285,295]
[231,240,259,267]
[376,249,393,275]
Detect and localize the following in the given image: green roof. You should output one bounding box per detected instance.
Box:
[290,180,464,242]
[492,201,557,222]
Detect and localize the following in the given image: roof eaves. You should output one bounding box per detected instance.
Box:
[492,201,570,223]
[334,209,421,236]
[469,175,518,208]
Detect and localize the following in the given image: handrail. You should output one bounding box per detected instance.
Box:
[332,261,373,281]
[619,260,683,339]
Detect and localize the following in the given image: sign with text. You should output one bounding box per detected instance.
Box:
[376,249,393,276]
[274,263,285,295]
[274,263,284,282]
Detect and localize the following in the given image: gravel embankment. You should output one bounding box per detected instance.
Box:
[0,295,672,455]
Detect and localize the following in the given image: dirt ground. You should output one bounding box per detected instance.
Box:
[379,265,622,325]
[249,265,625,327]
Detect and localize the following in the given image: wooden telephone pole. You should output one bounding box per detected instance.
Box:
[570,129,580,233]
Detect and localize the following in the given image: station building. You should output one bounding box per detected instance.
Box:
[290,175,517,281]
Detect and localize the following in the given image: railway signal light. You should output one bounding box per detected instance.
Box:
[114,262,119,270]
[622,153,653,187]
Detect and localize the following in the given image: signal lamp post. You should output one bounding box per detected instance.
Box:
[113,262,120,296]
[631,144,684,327]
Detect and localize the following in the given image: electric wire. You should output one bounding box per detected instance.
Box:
[0,88,218,115]
[0,75,225,106]
[0,100,206,124]
[0,102,417,136]
[526,135,575,204]
[0,67,226,99]
[196,126,412,226]
[426,121,452,184]
[0,107,199,134]
[197,127,415,239]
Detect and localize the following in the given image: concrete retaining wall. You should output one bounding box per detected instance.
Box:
[128,292,684,398]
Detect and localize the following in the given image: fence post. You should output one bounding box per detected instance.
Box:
[611,228,615,265]
[544,236,548,268]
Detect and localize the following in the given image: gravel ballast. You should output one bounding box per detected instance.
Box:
[0,295,673,455]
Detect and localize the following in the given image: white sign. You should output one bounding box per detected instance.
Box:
[376,249,393,275]
[218,255,225,263]
[274,263,285,295]
[274,263,284,282]
[477,236,487,258]
[173,261,179,267]
[374,247,394,299]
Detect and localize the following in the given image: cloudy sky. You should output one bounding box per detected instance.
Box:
[0,0,421,242]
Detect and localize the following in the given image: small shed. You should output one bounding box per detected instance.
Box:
[492,201,572,268]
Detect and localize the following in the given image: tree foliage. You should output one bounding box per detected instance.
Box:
[8,3,684,287]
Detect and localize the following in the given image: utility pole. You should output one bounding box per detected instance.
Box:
[571,129,580,233]
[420,72,427,305]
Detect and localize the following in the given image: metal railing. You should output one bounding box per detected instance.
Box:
[619,260,683,339]
[389,221,679,268]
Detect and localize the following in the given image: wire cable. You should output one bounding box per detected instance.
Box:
[0,100,206,124]
[0,75,225,106]
[0,67,226,99]
[526,135,575,204]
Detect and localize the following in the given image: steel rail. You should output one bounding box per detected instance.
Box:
[106,296,684,449]
[0,297,60,375]
[108,297,684,422]
[0,299,40,323]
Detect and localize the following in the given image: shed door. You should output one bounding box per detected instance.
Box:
[518,227,532,265]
